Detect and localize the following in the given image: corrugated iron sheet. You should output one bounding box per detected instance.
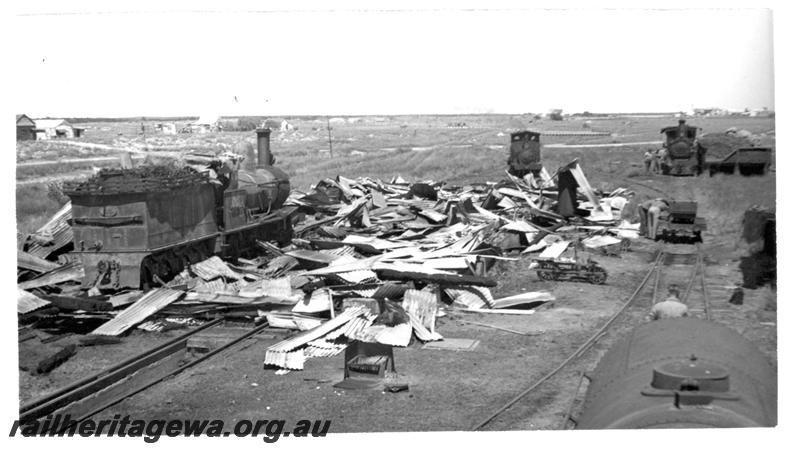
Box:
[191,256,241,281]
[25,202,73,259]
[408,312,443,342]
[17,250,60,273]
[266,306,369,353]
[492,291,555,309]
[17,261,84,290]
[569,163,601,210]
[261,311,297,329]
[501,220,540,233]
[92,288,184,336]
[194,277,241,294]
[539,241,570,259]
[402,289,439,331]
[285,249,339,265]
[264,350,306,370]
[327,246,356,257]
[292,288,332,314]
[292,314,325,331]
[238,276,293,299]
[352,323,412,347]
[337,314,378,340]
[107,290,144,308]
[305,344,348,358]
[342,235,413,251]
[17,289,51,314]
[445,286,493,309]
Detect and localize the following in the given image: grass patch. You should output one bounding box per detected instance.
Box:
[16,184,65,237]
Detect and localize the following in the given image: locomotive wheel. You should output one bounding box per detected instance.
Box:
[140,258,157,290]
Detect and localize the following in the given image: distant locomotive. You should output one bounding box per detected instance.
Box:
[507,131,542,178]
[577,318,777,429]
[660,119,706,176]
[64,129,295,290]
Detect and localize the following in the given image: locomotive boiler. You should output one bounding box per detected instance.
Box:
[507,131,542,178]
[659,119,706,176]
[64,128,295,290]
[576,318,777,429]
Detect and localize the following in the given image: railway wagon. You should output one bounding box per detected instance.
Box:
[576,318,777,429]
[65,129,294,290]
[660,119,706,176]
[707,147,772,176]
[507,131,542,178]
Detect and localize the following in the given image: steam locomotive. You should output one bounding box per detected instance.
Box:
[577,318,776,429]
[64,129,295,290]
[660,119,707,176]
[507,131,542,178]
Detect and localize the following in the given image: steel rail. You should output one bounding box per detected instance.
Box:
[65,321,273,427]
[559,371,588,430]
[471,250,664,431]
[20,318,223,421]
[698,248,711,321]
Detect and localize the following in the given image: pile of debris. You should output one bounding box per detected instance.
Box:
[18,162,641,375]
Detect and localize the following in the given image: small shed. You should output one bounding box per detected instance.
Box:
[33,118,83,140]
[16,114,36,140]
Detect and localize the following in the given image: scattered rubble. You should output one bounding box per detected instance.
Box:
[18,162,640,374]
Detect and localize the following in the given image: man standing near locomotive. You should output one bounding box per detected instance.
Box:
[638,198,670,240]
[655,147,668,173]
[643,149,654,174]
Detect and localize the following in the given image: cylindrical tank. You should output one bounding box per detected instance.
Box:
[577,318,776,429]
[255,128,272,168]
[238,167,290,213]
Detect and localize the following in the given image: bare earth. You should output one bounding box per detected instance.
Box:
[17,114,776,432]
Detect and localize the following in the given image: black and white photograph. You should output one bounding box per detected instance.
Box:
[4,0,794,448]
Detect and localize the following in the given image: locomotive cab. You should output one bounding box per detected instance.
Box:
[507,130,543,178]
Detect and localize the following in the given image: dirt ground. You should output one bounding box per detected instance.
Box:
[17,114,777,432]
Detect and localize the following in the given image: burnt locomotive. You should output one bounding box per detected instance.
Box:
[577,318,776,429]
[507,131,542,178]
[64,129,294,290]
[660,119,706,176]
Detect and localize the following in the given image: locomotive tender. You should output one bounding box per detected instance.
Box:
[577,318,776,429]
[64,129,294,290]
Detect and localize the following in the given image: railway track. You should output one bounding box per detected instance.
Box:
[472,242,733,431]
[19,319,277,429]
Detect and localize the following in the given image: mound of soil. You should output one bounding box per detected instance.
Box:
[698,133,753,159]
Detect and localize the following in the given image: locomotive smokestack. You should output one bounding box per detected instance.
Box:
[255,128,272,168]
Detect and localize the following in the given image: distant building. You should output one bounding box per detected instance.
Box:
[693,107,728,117]
[16,114,36,140]
[33,118,84,140]
[190,115,221,133]
[749,108,775,118]
[155,123,177,134]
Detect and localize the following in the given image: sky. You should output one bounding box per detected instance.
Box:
[9,3,777,117]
